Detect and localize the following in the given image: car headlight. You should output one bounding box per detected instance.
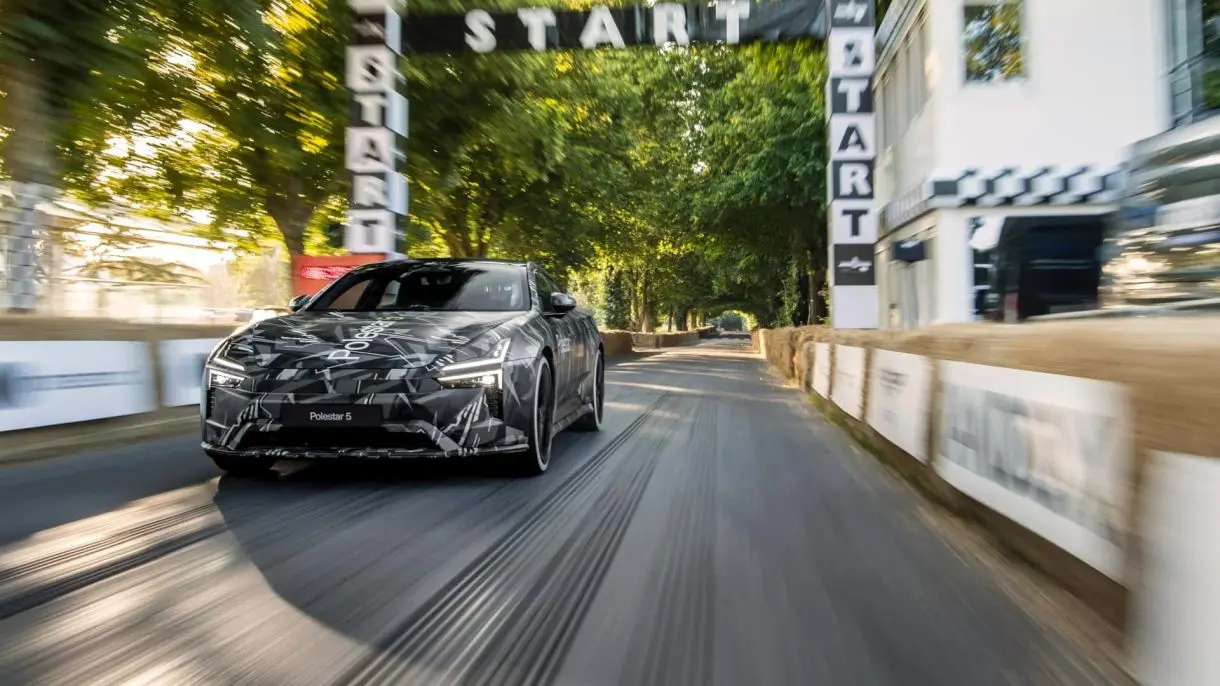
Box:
[205,346,247,388]
[437,338,510,389]
[206,366,245,389]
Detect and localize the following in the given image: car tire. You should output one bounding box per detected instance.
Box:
[209,454,276,478]
[572,349,604,432]
[516,356,554,477]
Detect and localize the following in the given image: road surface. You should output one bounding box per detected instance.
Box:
[0,340,1131,685]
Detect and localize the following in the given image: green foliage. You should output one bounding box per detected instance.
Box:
[3,0,836,326]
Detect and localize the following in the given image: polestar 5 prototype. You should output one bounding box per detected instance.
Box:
[201,259,605,477]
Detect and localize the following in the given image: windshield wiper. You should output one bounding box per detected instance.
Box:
[390,304,440,311]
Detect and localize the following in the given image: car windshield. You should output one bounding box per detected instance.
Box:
[307,263,528,312]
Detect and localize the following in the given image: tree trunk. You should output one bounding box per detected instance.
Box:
[2,48,57,313]
[807,250,817,325]
[266,195,313,256]
[638,273,654,332]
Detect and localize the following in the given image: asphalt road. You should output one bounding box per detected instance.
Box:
[0,340,1132,685]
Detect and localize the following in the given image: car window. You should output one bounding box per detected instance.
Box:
[329,280,370,310]
[534,269,561,312]
[309,263,528,312]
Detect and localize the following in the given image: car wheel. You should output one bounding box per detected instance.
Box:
[517,356,554,476]
[572,349,604,432]
[209,453,276,478]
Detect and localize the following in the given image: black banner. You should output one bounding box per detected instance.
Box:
[403,0,825,55]
[833,243,876,286]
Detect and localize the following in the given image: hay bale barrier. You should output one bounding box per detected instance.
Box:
[599,330,635,358]
[758,318,1220,677]
[630,331,700,349]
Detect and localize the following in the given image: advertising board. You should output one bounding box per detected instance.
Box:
[865,349,931,461]
[936,361,1132,579]
[812,342,832,397]
[160,339,224,408]
[0,341,154,432]
[831,344,866,418]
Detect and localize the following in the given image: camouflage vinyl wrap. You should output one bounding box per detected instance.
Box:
[201,285,601,460]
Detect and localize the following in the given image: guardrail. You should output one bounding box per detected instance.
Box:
[1028,296,1220,321]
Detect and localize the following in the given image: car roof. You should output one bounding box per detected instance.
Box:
[353,258,532,271]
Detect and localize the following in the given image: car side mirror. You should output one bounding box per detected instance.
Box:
[550,292,577,314]
[288,294,310,312]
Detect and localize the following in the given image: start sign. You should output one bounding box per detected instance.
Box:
[343,0,878,329]
[402,0,824,54]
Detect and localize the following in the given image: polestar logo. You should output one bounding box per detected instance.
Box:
[838,257,872,273]
[327,320,394,361]
[833,0,868,23]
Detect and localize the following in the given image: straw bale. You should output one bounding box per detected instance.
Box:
[599,330,635,357]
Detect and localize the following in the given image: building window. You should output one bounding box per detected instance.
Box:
[963,1,1025,83]
[1168,0,1220,126]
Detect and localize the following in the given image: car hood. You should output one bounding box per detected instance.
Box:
[220,310,523,369]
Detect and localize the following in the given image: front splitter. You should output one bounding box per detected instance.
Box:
[201,442,531,460]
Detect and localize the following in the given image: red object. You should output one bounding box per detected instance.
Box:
[291,254,387,298]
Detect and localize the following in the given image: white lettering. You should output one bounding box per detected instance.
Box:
[833,0,867,23]
[838,163,872,196]
[349,0,398,11]
[346,208,396,253]
[345,128,395,174]
[465,10,496,53]
[354,93,387,126]
[580,7,626,49]
[353,175,389,207]
[837,124,867,154]
[837,79,869,113]
[716,0,750,44]
[653,4,690,46]
[346,46,395,92]
[517,8,557,51]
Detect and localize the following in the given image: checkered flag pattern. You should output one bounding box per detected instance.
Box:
[881,164,1128,231]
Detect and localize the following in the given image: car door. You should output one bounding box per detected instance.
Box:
[534,267,580,417]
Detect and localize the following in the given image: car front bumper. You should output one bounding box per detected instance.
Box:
[202,384,531,459]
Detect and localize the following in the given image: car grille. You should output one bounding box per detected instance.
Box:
[486,387,503,419]
[237,429,438,452]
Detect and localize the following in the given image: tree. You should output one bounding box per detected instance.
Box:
[0,0,160,310]
[63,0,350,256]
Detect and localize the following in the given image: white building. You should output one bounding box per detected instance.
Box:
[872,0,1169,326]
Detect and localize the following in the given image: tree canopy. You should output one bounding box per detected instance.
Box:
[1,0,843,328]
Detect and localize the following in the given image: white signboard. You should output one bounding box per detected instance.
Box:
[831,344,866,418]
[865,349,932,461]
[812,342,832,397]
[0,341,155,432]
[825,0,878,329]
[1134,451,1220,686]
[936,361,1132,580]
[160,339,223,407]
